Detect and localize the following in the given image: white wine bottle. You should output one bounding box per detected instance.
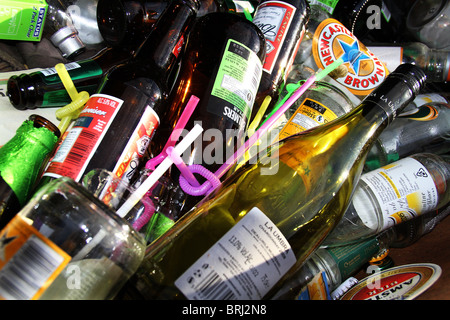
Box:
[322,152,450,247]
[118,64,426,300]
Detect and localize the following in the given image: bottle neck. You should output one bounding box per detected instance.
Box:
[28,114,61,139]
[427,49,450,82]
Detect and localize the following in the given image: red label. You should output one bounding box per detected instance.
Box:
[253,1,297,73]
[43,94,124,182]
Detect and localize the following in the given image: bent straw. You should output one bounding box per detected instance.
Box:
[214,57,345,180]
[116,124,203,218]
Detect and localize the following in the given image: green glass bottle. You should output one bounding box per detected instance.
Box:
[0,115,60,229]
[118,64,426,300]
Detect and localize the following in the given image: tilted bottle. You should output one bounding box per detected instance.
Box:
[148,12,266,218]
[272,206,450,300]
[117,64,426,300]
[250,0,310,121]
[364,102,450,171]
[322,153,450,247]
[37,0,201,189]
[368,42,450,83]
[7,46,130,110]
[0,115,61,229]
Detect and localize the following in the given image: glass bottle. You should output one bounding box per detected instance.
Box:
[37,0,201,189]
[323,153,450,247]
[250,0,310,121]
[148,11,266,218]
[365,102,450,171]
[368,42,450,82]
[7,46,130,110]
[117,64,426,300]
[272,206,449,300]
[0,115,61,229]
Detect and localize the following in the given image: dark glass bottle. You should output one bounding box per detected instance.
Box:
[37,0,201,189]
[0,115,61,229]
[251,0,310,121]
[7,46,130,110]
[149,12,266,219]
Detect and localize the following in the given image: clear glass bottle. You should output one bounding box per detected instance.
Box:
[116,64,426,300]
[0,115,61,229]
[368,42,450,82]
[323,153,450,247]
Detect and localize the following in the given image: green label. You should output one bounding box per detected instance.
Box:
[42,84,98,107]
[210,39,262,127]
[308,0,340,14]
[39,60,103,85]
[327,237,380,279]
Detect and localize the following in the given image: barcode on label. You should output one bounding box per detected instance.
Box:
[63,130,97,166]
[0,235,67,300]
[191,269,236,300]
[41,62,81,77]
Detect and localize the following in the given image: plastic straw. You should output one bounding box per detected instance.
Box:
[116,124,203,217]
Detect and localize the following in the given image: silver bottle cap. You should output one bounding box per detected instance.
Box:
[50,25,85,59]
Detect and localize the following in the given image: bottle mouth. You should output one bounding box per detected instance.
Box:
[391,64,427,95]
[96,0,130,47]
[406,0,446,30]
[7,75,30,110]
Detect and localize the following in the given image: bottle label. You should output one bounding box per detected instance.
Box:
[0,215,71,300]
[43,94,124,182]
[278,98,339,140]
[311,19,389,96]
[297,271,331,300]
[252,1,297,74]
[40,60,103,81]
[308,0,340,14]
[211,39,263,127]
[175,207,296,300]
[358,157,439,230]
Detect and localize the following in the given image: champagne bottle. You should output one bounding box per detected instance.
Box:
[368,42,450,82]
[365,102,450,171]
[322,153,450,247]
[7,46,130,110]
[117,64,426,300]
[37,0,201,188]
[250,0,310,121]
[0,115,61,229]
[149,12,266,218]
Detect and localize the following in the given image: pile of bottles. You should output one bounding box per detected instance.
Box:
[0,0,449,301]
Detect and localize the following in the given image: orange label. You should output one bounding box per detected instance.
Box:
[0,215,71,300]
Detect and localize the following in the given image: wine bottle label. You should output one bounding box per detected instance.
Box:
[278,98,339,140]
[0,215,71,300]
[210,39,263,127]
[175,207,296,300]
[297,271,331,300]
[311,19,389,97]
[308,0,339,14]
[356,158,439,230]
[43,94,125,182]
[253,1,297,74]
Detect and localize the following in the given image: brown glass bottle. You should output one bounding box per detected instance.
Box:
[37,0,201,190]
[0,115,61,229]
[250,0,310,121]
[7,46,130,110]
[150,12,266,218]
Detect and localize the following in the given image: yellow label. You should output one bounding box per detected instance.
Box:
[0,215,71,300]
[278,98,339,140]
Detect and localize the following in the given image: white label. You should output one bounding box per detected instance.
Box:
[40,62,81,76]
[359,158,439,230]
[175,207,296,300]
[367,46,402,73]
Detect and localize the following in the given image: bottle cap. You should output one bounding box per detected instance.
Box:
[50,26,86,59]
[340,263,442,300]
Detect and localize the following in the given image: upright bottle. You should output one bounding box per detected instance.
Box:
[38,0,201,189]
[149,12,266,218]
[322,153,450,247]
[0,115,61,229]
[368,42,450,83]
[7,46,130,110]
[250,0,310,121]
[365,102,450,171]
[118,64,426,300]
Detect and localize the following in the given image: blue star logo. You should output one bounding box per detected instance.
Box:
[337,39,370,75]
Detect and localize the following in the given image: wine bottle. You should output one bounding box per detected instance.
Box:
[368,42,450,82]
[250,0,310,121]
[7,46,130,110]
[0,115,61,229]
[322,153,450,247]
[148,12,266,218]
[37,0,201,189]
[365,102,450,171]
[117,64,426,300]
